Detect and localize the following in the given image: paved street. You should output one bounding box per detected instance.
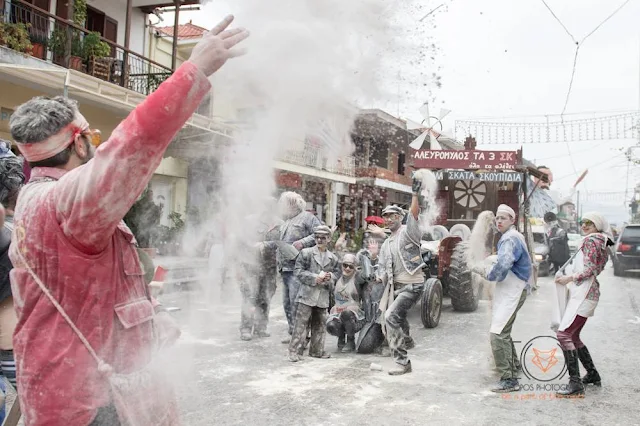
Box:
[159,266,640,426]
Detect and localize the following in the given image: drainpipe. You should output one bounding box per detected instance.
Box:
[63,69,70,97]
[171,0,180,71]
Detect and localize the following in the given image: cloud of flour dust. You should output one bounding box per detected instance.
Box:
[193,0,415,290]
[413,168,441,234]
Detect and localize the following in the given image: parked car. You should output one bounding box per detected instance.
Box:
[567,233,583,255]
[532,226,552,277]
[613,224,640,276]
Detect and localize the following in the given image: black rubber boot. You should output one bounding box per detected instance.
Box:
[577,346,601,386]
[337,335,346,352]
[342,336,356,353]
[556,350,585,398]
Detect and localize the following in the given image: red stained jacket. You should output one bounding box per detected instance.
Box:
[8,62,211,425]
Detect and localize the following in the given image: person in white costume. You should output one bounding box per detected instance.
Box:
[473,204,532,393]
[553,212,613,398]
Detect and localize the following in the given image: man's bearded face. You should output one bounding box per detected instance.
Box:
[383,213,402,232]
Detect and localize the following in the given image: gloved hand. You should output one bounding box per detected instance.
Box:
[411,175,423,195]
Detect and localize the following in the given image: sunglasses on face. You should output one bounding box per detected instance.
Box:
[581,220,594,227]
[342,263,355,270]
[81,129,102,147]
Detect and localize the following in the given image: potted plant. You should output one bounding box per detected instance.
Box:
[29,33,48,59]
[48,28,83,70]
[123,186,163,256]
[82,31,110,66]
[0,22,33,54]
[156,212,185,256]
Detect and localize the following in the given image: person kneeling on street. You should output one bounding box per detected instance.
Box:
[289,225,339,362]
[326,253,367,353]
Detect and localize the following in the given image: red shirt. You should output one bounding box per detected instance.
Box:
[9,62,211,425]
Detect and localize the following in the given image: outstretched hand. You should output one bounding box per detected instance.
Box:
[188,15,249,77]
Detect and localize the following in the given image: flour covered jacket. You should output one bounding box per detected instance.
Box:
[9,62,211,426]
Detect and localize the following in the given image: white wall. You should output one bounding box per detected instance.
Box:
[85,0,147,55]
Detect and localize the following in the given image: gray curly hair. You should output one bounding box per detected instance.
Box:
[10,96,79,144]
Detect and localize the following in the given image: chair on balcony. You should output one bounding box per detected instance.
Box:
[88,56,113,82]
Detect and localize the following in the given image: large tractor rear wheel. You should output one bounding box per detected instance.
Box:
[420,278,443,328]
[448,241,481,312]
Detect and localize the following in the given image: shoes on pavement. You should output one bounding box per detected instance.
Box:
[253,330,270,338]
[240,331,252,341]
[491,378,520,393]
[556,378,585,398]
[310,351,331,359]
[557,350,585,398]
[281,337,291,344]
[288,353,301,362]
[341,337,356,353]
[577,346,601,386]
[388,361,412,376]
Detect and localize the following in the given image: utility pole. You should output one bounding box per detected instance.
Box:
[576,190,580,229]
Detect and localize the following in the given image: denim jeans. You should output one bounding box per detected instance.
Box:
[281,271,301,335]
[385,283,423,366]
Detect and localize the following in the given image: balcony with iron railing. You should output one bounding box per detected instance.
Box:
[356,166,412,186]
[0,0,173,96]
[277,143,356,177]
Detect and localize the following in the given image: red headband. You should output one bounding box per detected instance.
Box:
[15,114,89,162]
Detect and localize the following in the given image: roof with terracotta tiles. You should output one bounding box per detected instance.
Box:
[156,21,208,40]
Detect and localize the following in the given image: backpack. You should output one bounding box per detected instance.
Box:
[549,227,570,264]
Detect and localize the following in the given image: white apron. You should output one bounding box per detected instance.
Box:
[486,230,530,334]
[551,248,597,332]
[490,269,526,334]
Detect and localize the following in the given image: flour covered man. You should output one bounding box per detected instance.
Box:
[373,176,425,376]
[277,192,321,343]
[238,203,283,341]
[8,16,248,426]
[473,204,532,393]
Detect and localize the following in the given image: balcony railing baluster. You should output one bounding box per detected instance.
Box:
[278,143,356,177]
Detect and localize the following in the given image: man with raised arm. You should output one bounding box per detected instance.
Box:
[374,175,425,376]
[8,16,248,426]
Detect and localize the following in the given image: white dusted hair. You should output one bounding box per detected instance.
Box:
[279,191,306,215]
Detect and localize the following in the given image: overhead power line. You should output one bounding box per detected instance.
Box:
[538,0,634,185]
